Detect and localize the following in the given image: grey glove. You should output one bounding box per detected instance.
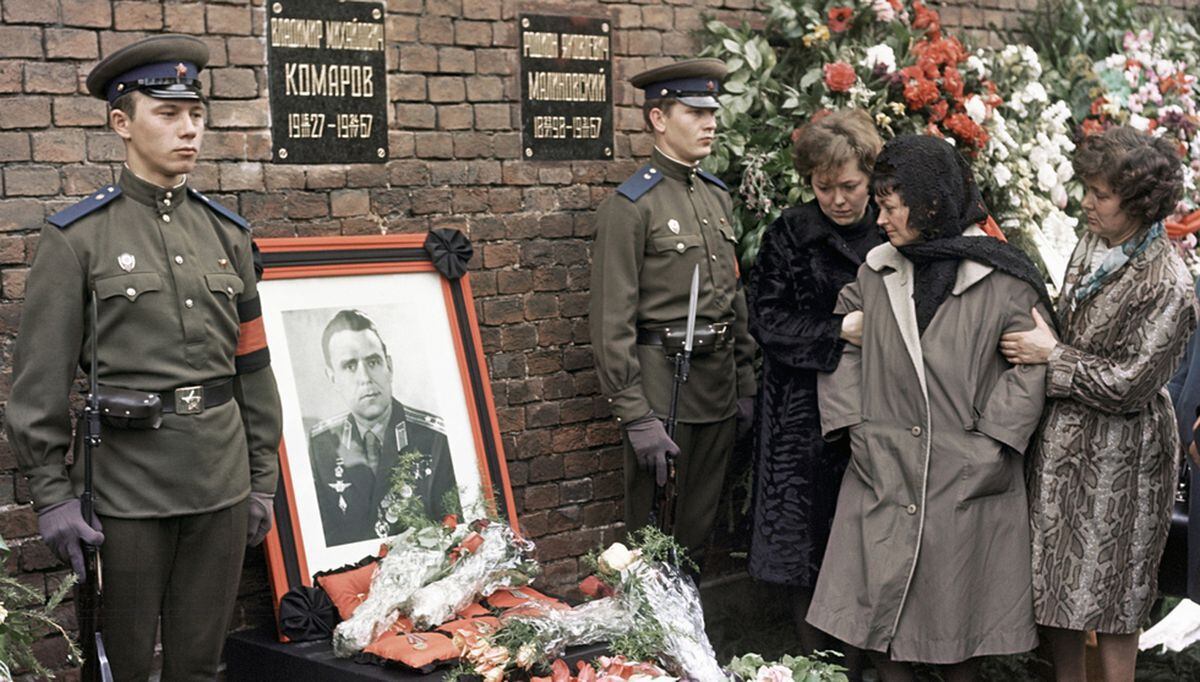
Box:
[737,396,755,439]
[625,416,681,487]
[38,499,104,578]
[247,492,274,547]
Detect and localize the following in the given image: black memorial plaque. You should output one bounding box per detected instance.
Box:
[520,14,613,161]
[267,0,387,164]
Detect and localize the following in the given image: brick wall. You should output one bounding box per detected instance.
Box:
[0,0,1185,675]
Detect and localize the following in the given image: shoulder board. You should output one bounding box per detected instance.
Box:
[696,169,728,191]
[309,412,350,438]
[188,188,250,231]
[616,164,665,202]
[48,186,122,228]
[403,405,446,434]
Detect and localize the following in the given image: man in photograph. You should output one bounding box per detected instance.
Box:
[308,309,456,546]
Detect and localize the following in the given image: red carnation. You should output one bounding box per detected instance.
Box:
[929,100,949,122]
[941,67,965,100]
[912,1,942,37]
[944,112,989,150]
[828,6,854,33]
[824,61,857,93]
[904,77,940,110]
[1081,118,1107,137]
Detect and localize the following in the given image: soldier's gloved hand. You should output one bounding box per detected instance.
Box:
[624,416,680,487]
[736,396,755,439]
[246,492,274,547]
[37,499,104,578]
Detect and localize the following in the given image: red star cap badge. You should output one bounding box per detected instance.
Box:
[175,63,188,78]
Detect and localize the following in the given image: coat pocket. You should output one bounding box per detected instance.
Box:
[846,421,876,490]
[957,430,1016,504]
[95,272,163,303]
[650,234,703,255]
[204,273,244,301]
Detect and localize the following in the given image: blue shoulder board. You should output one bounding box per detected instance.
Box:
[616,164,665,202]
[696,168,728,191]
[189,188,250,231]
[47,186,122,228]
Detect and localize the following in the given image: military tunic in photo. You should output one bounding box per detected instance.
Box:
[6,166,283,518]
[590,147,757,552]
[308,398,456,547]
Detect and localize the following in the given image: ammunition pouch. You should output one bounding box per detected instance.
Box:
[94,385,162,430]
[637,321,731,357]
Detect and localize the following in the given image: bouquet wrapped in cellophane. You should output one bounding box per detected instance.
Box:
[407,521,539,630]
[331,523,466,657]
[501,596,638,663]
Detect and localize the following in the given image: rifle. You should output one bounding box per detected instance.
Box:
[79,290,113,682]
[655,264,700,537]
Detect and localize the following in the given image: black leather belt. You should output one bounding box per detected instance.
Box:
[158,378,235,415]
[637,322,731,355]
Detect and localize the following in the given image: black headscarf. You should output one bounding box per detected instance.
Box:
[873,135,1056,334]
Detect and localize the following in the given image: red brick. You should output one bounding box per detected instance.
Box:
[0,62,21,93]
[346,165,388,188]
[0,236,25,264]
[414,132,454,159]
[306,167,346,190]
[393,103,435,130]
[623,30,662,56]
[0,506,37,539]
[207,4,252,35]
[164,2,205,33]
[61,0,112,28]
[114,1,162,30]
[419,16,454,44]
[4,0,59,23]
[32,130,86,163]
[62,165,114,195]
[437,104,473,130]
[210,68,258,98]
[263,166,305,190]
[387,15,418,41]
[462,0,501,20]
[455,20,491,47]
[53,96,106,127]
[439,47,475,73]
[24,62,79,94]
[388,160,428,185]
[85,131,125,161]
[199,131,247,160]
[388,0,423,13]
[100,31,152,57]
[226,37,266,66]
[428,76,466,103]
[0,199,42,231]
[0,133,30,162]
[642,6,674,29]
[400,44,438,72]
[208,99,269,129]
[0,97,50,129]
[465,76,503,102]
[0,27,43,58]
[283,191,328,219]
[2,268,28,299]
[391,74,426,101]
[474,104,512,130]
[426,0,462,19]
[330,189,370,217]
[411,187,452,214]
[44,29,96,60]
[219,162,264,191]
[475,49,515,75]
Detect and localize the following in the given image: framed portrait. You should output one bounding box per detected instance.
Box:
[256,231,517,612]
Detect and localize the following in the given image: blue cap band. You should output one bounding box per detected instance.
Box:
[105,60,200,104]
[641,76,721,100]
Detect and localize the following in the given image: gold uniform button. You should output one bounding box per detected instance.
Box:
[710,254,717,261]
[184,299,194,308]
[162,214,171,223]
[125,287,136,297]
[226,286,234,295]
[911,426,922,437]
[906,504,918,515]
[165,191,172,199]
[702,218,708,224]
[174,256,184,265]
[675,242,686,252]
[163,198,171,206]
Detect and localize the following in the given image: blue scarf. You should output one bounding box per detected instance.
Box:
[1071,221,1164,303]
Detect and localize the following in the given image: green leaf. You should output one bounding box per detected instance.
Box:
[745,40,762,70]
[722,38,742,56]
[800,66,824,91]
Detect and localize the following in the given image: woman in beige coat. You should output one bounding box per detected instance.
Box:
[1002,126,1196,682]
[809,135,1054,681]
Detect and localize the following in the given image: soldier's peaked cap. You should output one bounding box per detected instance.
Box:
[86,35,209,105]
[630,58,728,110]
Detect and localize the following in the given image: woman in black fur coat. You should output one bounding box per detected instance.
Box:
[746,108,883,664]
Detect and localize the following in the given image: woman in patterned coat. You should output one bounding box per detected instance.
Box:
[1002,126,1197,681]
[745,109,883,664]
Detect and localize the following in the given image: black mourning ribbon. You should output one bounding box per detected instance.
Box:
[278,585,337,641]
[424,228,473,280]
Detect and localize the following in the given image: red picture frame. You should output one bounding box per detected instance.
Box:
[254,233,517,624]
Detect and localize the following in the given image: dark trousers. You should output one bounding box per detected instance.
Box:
[624,416,736,563]
[99,498,249,682]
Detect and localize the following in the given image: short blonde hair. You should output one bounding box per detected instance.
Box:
[792,108,883,180]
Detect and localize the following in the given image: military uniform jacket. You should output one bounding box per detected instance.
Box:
[308,398,455,547]
[590,147,757,424]
[5,168,283,517]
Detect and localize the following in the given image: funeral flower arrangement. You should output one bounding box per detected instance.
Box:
[701,0,1078,275]
[0,535,80,680]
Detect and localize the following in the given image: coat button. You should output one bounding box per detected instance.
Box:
[125,287,136,297]
[226,286,235,295]
[910,426,922,437]
[710,254,717,261]
[184,299,194,308]
[174,255,184,265]
[906,504,917,515]
[702,218,709,225]
[165,191,172,199]
[162,214,171,223]
[675,242,686,252]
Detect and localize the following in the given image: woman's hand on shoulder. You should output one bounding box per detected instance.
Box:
[840,310,863,346]
[999,308,1056,364]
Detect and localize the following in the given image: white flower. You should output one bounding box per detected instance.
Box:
[871,0,896,22]
[0,604,7,625]
[993,163,1012,187]
[1023,82,1048,104]
[861,44,897,74]
[1129,113,1151,131]
[598,542,641,572]
[964,95,988,124]
[755,665,795,682]
[1037,162,1059,192]
[966,54,988,79]
[1051,183,1068,209]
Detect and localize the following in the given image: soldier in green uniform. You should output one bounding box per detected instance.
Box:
[589,59,757,567]
[308,309,456,547]
[4,35,283,680]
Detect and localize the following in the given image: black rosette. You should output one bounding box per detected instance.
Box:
[423,228,473,280]
[278,585,337,642]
